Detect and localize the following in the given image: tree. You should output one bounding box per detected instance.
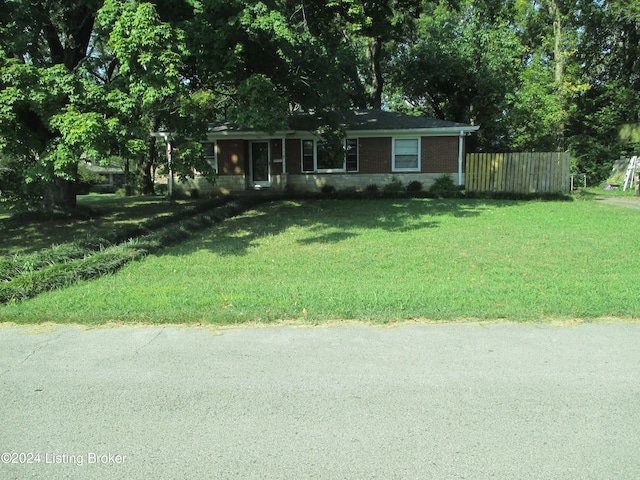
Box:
[388,0,522,150]
[94,0,214,194]
[567,0,640,183]
[0,0,103,211]
[299,0,422,110]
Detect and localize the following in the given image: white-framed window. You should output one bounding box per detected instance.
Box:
[345,138,358,172]
[393,137,420,172]
[300,138,359,173]
[302,139,315,172]
[203,141,217,172]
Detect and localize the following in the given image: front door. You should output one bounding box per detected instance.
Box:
[250,141,270,188]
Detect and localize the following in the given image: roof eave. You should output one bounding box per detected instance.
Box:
[346,126,480,137]
[206,129,295,139]
[207,125,479,140]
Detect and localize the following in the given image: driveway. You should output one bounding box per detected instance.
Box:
[596,195,640,209]
[1,322,639,479]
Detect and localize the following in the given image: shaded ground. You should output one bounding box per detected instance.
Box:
[0,195,200,256]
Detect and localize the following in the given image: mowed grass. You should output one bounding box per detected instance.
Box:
[0,194,198,256]
[1,198,639,324]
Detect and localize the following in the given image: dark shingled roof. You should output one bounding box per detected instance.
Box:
[209,109,475,134]
[290,109,473,131]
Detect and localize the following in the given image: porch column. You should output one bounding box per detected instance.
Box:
[457,131,464,187]
[281,137,287,173]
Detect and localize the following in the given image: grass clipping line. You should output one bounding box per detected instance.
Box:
[0,200,255,304]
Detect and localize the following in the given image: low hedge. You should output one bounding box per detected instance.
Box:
[0,241,108,282]
[0,198,262,304]
[283,189,572,202]
[0,247,146,303]
[0,197,244,284]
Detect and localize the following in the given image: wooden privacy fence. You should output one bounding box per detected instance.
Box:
[465,152,571,193]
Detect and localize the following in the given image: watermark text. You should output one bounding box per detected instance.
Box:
[1,452,127,466]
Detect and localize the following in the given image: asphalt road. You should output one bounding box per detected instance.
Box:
[1,322,639,479]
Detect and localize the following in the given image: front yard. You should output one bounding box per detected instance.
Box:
[0,194,200,256]
[1,197,638,324]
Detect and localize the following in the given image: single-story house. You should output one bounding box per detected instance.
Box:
[84,161,127,193]
[177,109,478,194]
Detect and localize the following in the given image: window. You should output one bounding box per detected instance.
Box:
[393,138,420,172]
[301,138,358,173]
[317,141,343,171]
[346,139,358,172]
[203,142,217,172]
[302,140,315,172]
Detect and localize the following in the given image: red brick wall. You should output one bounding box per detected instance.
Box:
[216,136,464,176]
[421,136,459,173]
[358,137,392,174]
[217,140,247,175]
[270,139,283,175]
[286,139,302,174]
[354,136,460,174]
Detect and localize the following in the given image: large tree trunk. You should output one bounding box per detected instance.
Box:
[22,4,95,212]
[547,0,565,150]
[137,155,156,195]
[43,178,77,212]
[369,37,384,110]
[137,129,158,195]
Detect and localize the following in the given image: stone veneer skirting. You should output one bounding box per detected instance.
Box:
[172,172,462,195]
[285,173,461,191]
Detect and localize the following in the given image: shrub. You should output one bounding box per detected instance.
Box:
[429,175,458,195]
[464,190,572,201]
[363,184,380,199]
[406,180,423,193]
[321,184,336,195]
[154,183,168,196]
[383,177,405,193]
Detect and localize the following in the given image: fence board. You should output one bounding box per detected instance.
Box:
[465,152,570,193]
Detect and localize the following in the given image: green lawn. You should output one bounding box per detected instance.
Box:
[573,186,639,199]
[1,197,639,325]
[0,194,198,256]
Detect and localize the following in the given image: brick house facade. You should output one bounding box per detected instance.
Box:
[177,110,478,194]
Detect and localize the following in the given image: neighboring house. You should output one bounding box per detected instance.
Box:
[178,109,479,194]
[84,162,126,193]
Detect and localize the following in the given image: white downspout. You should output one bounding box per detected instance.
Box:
[167,138,173,197]
[457,131,464,187]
